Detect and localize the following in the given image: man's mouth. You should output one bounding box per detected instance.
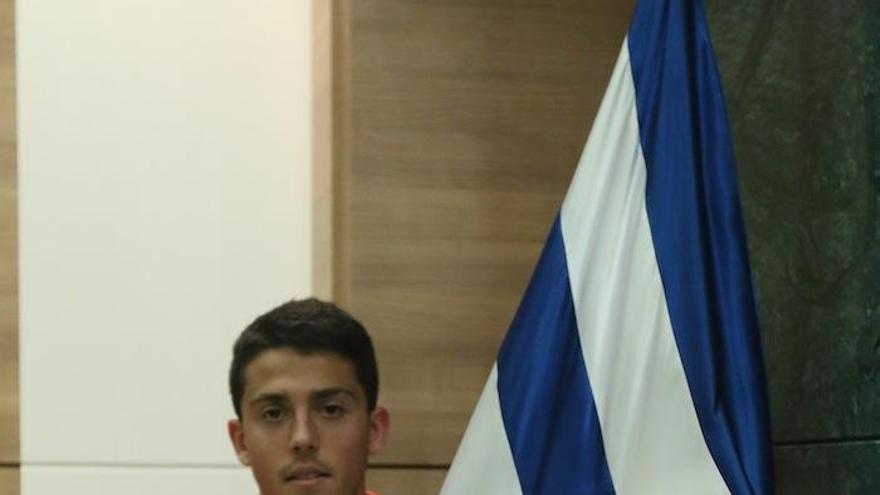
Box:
[285,465,332,486]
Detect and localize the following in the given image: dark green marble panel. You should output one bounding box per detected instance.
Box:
[775,441,880,494]
[704,0,880,442]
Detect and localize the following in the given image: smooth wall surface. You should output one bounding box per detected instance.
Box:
[16,0,312,492]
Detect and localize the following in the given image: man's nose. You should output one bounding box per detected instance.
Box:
[288,411,318,453]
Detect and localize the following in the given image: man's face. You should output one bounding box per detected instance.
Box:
[228,349,389,495]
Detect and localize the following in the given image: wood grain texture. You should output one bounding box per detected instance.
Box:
[0,467,20,495]
[367,467,446,495]
[333,0,354,304]
[313,0,334,300]
[0,0,18,466]
[337,0,636,464]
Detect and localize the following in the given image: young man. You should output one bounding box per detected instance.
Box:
[228,298,389,495]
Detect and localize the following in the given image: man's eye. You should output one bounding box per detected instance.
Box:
[262,407,285,422]
[322,404,345,418]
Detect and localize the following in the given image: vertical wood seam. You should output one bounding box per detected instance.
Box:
[331,0,353,306]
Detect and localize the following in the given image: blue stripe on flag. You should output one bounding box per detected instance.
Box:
[627,0,773,493]
[497,216,616,495]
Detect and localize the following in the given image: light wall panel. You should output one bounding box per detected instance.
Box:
[337,0,636,465]
[17,0,313,468]
[21,466,253,495]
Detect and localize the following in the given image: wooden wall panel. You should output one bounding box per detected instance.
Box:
[313,0,335,300]
[337,0,636,465]
[0,467,20,494]
[367,468,446,495]
[0,0,18,467]
[332,0,354,303]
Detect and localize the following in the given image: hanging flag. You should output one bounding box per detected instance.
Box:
[439,0,773,493]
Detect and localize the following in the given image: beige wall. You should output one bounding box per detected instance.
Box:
[334,0,635,490]
[13,0,312,493]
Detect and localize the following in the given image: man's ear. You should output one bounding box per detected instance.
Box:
[227,418,252,466]
[367,407,390,456]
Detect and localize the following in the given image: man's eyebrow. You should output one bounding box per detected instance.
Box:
[311,387,358,402]
[249,392,288,406]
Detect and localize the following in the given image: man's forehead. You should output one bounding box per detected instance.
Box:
[242,348,362,399]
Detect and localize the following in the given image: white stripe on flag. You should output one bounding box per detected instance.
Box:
[560,38,729,494]
[439,365,524,495]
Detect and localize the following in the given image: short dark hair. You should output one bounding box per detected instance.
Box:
[229,298,379,418]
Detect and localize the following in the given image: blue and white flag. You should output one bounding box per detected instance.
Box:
[439,0,773,493]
